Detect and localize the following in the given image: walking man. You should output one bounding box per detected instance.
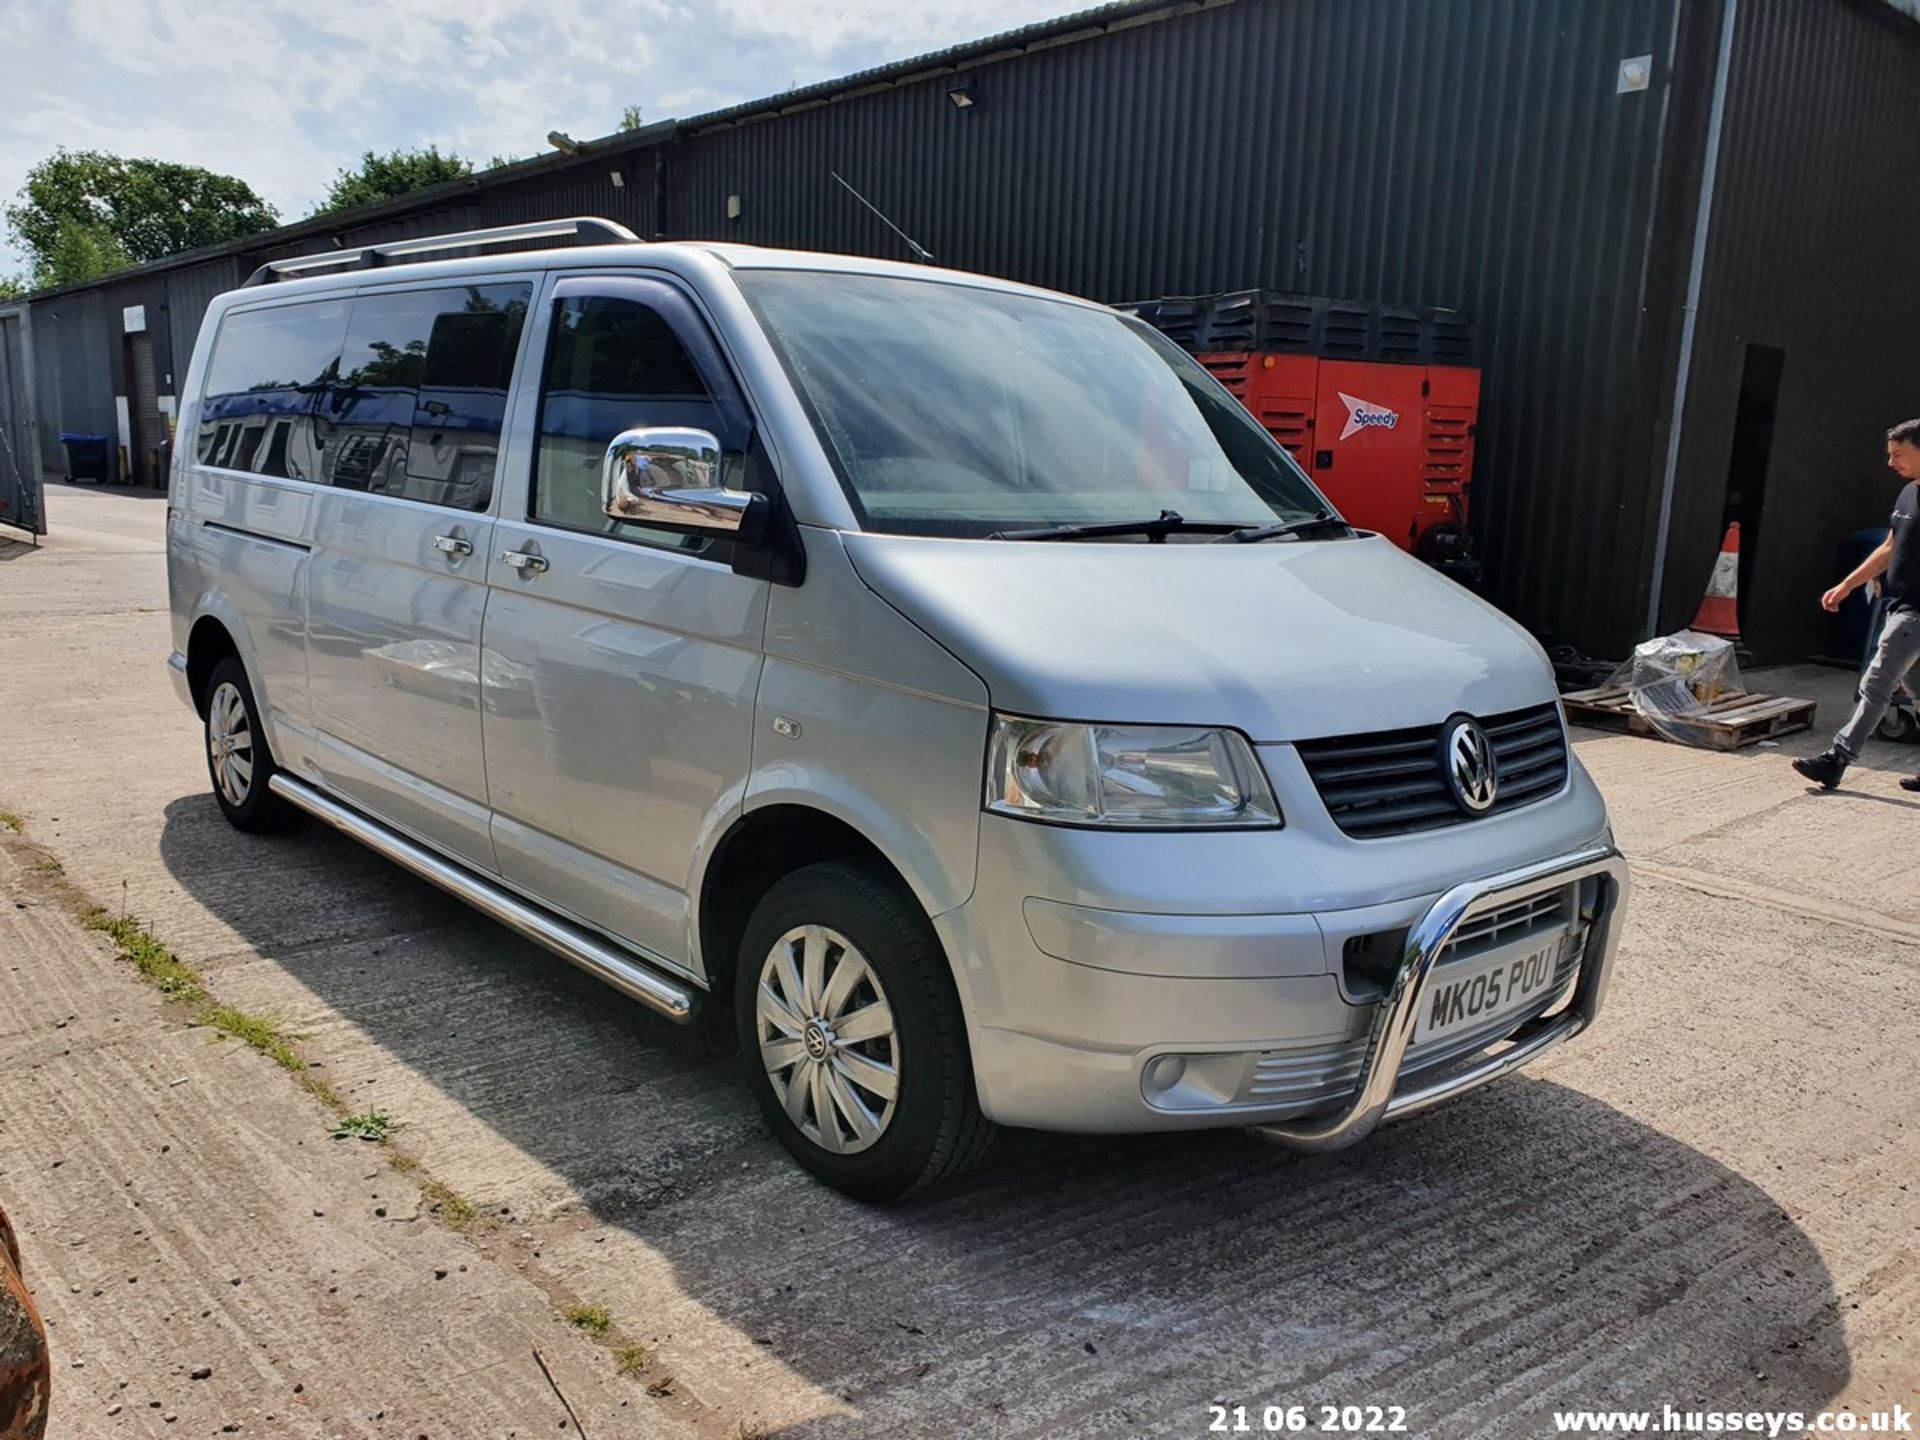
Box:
[1794,417,1920,788]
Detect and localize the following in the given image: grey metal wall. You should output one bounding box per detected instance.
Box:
[26,288,116,476]
[14,0,1918,656]
[479,155,660,239]
[667,0,1681,651]
[165,257,242,395]
[1652,0,1920,660]
[241,201,483,264]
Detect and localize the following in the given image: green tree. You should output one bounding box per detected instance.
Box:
[317,147,473,215]
[620,104,645,130]
[4,149,278,289]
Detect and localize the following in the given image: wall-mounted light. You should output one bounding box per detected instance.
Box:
[946,83,974,110]
[609,169,626,189]
[547,130,581,155]
[1617,55,1652,93]
[726,193,742,221]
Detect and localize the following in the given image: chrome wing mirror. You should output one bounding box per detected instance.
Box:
[601,427,768,544]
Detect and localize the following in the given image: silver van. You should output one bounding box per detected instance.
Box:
[167,218,1628,1201]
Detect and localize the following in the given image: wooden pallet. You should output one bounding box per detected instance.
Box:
[1561,685,1817,750]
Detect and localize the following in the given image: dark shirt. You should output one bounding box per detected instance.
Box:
[1887,480,1920,610]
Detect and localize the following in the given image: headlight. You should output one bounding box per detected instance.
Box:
[985,715,1282,829]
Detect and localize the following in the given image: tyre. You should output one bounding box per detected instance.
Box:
[1877,706,1919,743]
[202,656,288,833]
[734,860,993,1201]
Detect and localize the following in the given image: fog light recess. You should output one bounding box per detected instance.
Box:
[1143,1054,1188,1094]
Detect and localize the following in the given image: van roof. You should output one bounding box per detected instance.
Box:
[222,238,1104,313]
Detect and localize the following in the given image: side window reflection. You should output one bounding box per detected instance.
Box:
[532,295,724,549]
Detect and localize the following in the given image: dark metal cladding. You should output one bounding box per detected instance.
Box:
[25,288,116,476]
[9,0,1920,659]
[164,258,244,396]
[242,203,484,265]
[479,155,661,242]
[667,0,1677,653]
[1648,0,1920,660]
[0,1205,50,1440]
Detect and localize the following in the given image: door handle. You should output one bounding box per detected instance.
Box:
[500,548,549,574]
[433,533,473,557]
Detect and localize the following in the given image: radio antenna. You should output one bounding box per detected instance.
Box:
[830,170,934,263]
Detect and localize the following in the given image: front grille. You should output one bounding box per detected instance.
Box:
[1341,886,1573,995]
[1296,703,1569,839]
[1447,886,1570,961]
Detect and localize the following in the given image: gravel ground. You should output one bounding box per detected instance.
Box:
[0,482,1913,1439]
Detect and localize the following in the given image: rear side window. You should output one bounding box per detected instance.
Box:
[321,283,530,510]
[532,294,727,546]
[198,299,349,480]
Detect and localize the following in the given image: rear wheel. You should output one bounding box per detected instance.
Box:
[203,656,288,833]
[734,861,992,1201]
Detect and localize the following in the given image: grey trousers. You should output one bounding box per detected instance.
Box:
[1835,606,1920,759]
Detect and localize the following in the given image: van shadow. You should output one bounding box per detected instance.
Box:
[156,794,1850,1435]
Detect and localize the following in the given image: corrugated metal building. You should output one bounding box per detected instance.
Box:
[14,0,1920,660]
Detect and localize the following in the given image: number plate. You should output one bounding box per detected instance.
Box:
[1413,934,1565,1046]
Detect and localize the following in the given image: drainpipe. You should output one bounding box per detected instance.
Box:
[1644,0,1739,638]
[653,147,668,241]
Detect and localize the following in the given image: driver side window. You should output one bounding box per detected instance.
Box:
[531,294,726,549]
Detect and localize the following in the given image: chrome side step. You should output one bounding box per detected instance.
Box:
[267,773,697,1023]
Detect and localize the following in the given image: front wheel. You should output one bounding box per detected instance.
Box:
[734,861,993,1202]
[203,656,289,833]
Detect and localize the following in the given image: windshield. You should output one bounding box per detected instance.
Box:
[735,271,1332,538]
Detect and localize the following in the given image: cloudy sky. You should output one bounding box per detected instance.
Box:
[0,0,1080,277]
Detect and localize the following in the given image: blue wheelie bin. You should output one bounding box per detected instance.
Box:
[59,433,113,484]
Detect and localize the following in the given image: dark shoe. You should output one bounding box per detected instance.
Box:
[1901,774,1920,793]
[1792,751,1848,788]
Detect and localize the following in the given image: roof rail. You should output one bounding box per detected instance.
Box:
[241,216,640,287]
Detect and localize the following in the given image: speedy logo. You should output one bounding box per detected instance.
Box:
[1337,391,1400,441]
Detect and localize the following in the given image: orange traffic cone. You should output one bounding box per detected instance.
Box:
[1690,522,1742,639]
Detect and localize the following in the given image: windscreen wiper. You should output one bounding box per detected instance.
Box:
[991,510,1241,543]
[1209,512,1353,544]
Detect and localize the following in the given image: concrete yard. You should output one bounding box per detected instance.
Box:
[0,482,1914,1439]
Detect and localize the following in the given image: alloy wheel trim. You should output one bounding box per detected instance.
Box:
[207,680,255,806]
[754,923,899,1155]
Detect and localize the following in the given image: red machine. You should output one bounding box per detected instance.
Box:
[1121,291,1482,577]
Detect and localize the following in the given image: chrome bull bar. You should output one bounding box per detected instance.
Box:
[1253,843,1631,1152]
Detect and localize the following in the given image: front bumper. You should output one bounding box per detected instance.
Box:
[1250,844,1628,1150]
[935,825,1629,1138]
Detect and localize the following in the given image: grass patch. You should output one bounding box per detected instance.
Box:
[565,1304,612,1338]
[0,810,23,832]
[28,854,62,874]
[614,1342,650,1376]
[85,911,208,1004]
[297,1072,345,1110]
[332,1109,393,1142]
[420,1177,485,1234]
[73,896,499,1256]
[202,1003,306,1071]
